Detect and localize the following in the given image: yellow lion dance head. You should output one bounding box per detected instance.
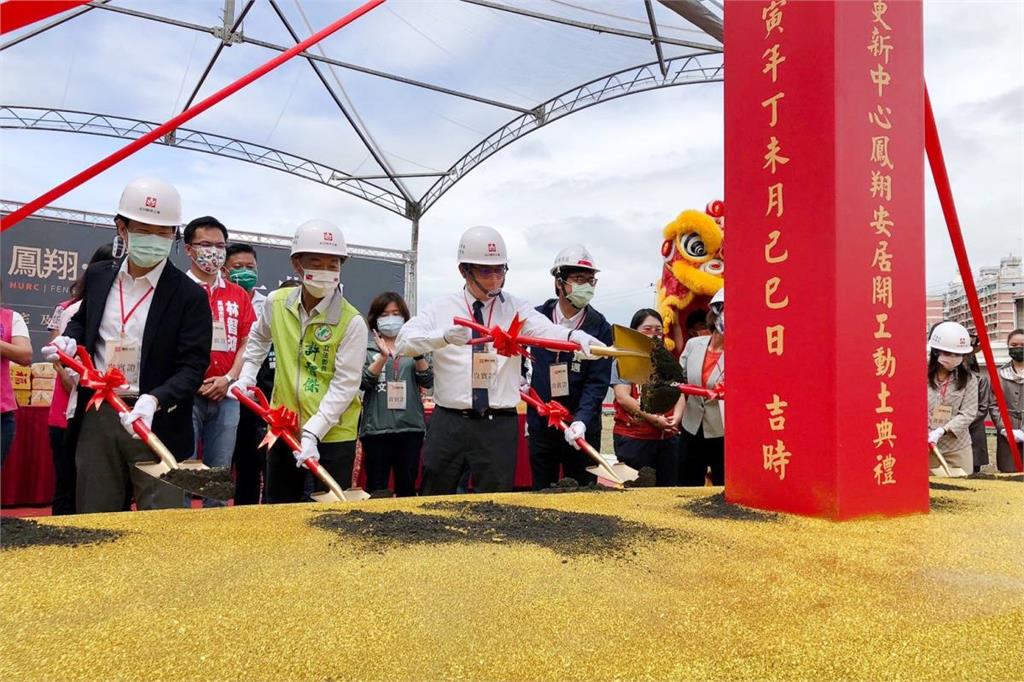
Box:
[656,202,725,353]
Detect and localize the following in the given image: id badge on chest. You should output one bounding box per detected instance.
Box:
[930,404,953,429]
[472,351,498,389]
[108,337,141,390]
[211,319,230,352]
[387,381,407,410]
[550,363,569,397]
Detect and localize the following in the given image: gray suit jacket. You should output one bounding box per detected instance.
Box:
[680,335,724,438]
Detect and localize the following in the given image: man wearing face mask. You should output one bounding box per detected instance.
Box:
[396,226,605,495]
[525,246,613,489]
[230,219,367,503]
[182,217,256,506]
[43,177,212,513]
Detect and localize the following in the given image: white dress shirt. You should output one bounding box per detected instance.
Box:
[552,302,586,329]
[395,289,589,410]
[95,258,167,395]
[239,285,367,441]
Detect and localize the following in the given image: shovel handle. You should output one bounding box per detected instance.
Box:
[929,444,953,477]
[453,317,581,352]
[56,349,178,471]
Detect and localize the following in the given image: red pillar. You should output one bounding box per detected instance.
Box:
[724,0,928,518]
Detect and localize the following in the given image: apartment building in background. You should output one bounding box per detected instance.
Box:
[942,255,1023,365]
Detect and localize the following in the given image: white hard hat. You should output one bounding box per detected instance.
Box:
[928,321,971,354]
[709,287,724,311]
[291,219,348,258]
[457,225,507,265]
[550,244,599,276]
[117,177,182,226]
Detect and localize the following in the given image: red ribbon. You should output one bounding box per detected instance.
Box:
[523,388,571,429]
[258,404,300,450]
[71,348,129,412]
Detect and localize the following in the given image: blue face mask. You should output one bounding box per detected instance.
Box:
[376,315,405,338]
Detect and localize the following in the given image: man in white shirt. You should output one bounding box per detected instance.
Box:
[396,225,603,495]
[43,177,212,513]
[230,220,367,504]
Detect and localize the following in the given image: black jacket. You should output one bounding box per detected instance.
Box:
[64,258,212,459]
[526,299,613,434]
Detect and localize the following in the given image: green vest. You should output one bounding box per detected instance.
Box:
[269,288,361,442]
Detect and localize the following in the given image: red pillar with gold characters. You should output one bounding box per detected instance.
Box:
[723,0,928,519]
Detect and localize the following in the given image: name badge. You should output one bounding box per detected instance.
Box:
[930,404,953,429]
[108,338,141,391]
[211,319,230,352]
[472,352,498,389]
[550,363,569,397]
[387,381,407,410]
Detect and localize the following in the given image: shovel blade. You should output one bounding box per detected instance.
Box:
[609,325,654,383]
[136,460,172,478]
[311,490,343,503]
[930,466,968,478]
[341,487,371,502]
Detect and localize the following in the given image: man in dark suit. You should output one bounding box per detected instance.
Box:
[43,177,212,513]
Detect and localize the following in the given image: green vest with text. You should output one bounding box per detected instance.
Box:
[269,288,361,442]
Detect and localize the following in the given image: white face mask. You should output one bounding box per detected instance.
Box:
[301,269,340,298]
[937,354,963,371]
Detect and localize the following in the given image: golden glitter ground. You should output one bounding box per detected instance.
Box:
[1,480,1021,681]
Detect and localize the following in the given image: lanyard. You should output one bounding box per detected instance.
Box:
[118,280,154,336]
[463,291,496,328]
[391,354,401,380]
[551,306,586,362]
[939,377,951,401]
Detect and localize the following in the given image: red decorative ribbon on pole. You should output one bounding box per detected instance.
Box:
[56,347,129,413]
[520,387,571,429]
[0,0,387,232]
[454,315,580,358]
[925,86,1022,472]
[231,387,301,453]
[678,383,725,400]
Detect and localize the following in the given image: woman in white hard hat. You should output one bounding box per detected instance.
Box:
[231,219,368,503]
[677,287,725,486]
[396,225,604,495]
[926,321,978,475]
[991,328,1024,472]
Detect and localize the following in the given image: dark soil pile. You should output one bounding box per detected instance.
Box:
[967,473,1023,483]
[929,496,976,513]
[625,466,657,488]
[536,477,602,494]
[1,517,123,550]
[929,481,975,492]
[311,500,670,557]
[160,467,234,500]
[679,492,781,522]
[640,338,686,414]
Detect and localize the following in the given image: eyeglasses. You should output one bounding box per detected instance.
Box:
[126,225,174,238]
[190,241,227,249]
[565,274,598,286]
[472,265,507,277]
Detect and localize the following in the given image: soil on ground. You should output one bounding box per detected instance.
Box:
[0,517,123,550]
[967,472,1023,483]
[160,467,234,500]
[310,500,670,557]
[679,492,781,523]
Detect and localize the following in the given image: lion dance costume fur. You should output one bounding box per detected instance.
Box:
[656,201,725,355]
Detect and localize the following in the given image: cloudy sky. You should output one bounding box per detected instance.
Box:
[1,0,1021,325]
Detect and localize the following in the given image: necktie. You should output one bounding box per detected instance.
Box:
[472,300,489,414]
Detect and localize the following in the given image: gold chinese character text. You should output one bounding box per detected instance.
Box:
[866,27,893,63]
[763,440,792,480]
[871,205,893,237]
[875,381,893,414]
[762,45,786,83]
[873,418,897,449]
[870,171,892,201]
[765,277,789,309]
[870,63,892,97]
[872,346,896,378]
[874,313,892,339]
[872,1,892,30]
[872,241,893,272]
[766,182,784,217]
[872,276,893,309]
[766,324,785,356]
[874,453,896,485]
[765,394,788,431]
[871,136,894,169]
[762,0,787,37]
[763,136,790,174]
[761,92,785,127]
[869,104,893,130]
[765,230,788,264]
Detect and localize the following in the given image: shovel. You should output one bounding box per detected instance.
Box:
[453,317,653,380]
[231,386,370,503]
[55,348,230,500]
[929,444,968,478]
[519,388,639,488]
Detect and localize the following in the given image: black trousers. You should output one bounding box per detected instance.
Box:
[612,434,678,486]
[528,423,599,490]
[266,439,355,504]
[49,426,76,515]
[420,408,518,495]
[232,407,268,505]
[361,431,424,497]
[969,420,989,471]
[678,424,725,486]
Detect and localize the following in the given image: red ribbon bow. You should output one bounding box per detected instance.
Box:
[525,388,571,428]
[259,404,300,450]
[488,314,529,358]
[73,349,129,412]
